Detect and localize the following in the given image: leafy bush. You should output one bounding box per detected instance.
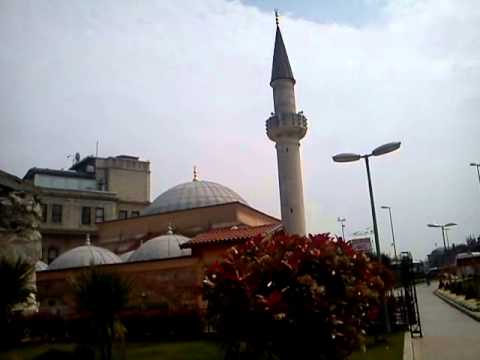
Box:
[204,232,393,360]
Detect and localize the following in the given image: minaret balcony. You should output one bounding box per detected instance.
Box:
[266,112,308,141]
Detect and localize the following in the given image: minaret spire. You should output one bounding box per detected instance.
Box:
[266,15,308,236]
[271,15,295,85]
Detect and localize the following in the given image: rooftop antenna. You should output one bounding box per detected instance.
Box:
[193,165,199,181]
[275,9,280,26]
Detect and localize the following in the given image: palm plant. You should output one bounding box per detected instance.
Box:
[0,255,35,348]
[71,268,131,360]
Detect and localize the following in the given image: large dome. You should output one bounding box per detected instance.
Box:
[48,241,121,270]
[128,231,192,262]
[142,180,248,216]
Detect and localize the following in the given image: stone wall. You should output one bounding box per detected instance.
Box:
[36,256,203,318]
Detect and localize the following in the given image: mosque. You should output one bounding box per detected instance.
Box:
[36,20,310,317]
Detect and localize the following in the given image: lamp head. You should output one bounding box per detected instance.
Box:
[332,153,361,163]
[427,224,441,228]
[372,141,401,157]
[381,206,390,209]
[444,222,457,228]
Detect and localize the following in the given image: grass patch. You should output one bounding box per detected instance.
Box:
[349,332,404,360]
[1,335,403,360]
[0,340,222,360]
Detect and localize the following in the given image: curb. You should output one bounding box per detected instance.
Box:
[403,331,414,360]
[434,290,480,322]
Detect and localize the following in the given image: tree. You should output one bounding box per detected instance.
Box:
[0,255,35,348]
[70,268,131,360]
[204,232,393,360]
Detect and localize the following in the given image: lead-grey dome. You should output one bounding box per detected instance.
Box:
[128,232,192,262]
[142,180,248,216]
[47,244,121,270]
[35,260,48,272]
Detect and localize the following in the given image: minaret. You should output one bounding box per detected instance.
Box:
[266,15,308,236]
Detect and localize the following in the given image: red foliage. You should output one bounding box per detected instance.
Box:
[204,232,393,360]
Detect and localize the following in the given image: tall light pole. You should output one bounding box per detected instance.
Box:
[427,222,457,251]
[333,141,401,334]
[333,142,401,258]
[470,163,480,189]
[381,206,398,260]
[337,217,346,240]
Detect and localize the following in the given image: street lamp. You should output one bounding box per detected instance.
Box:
[333,141,401,334]
[470,163,480,188]
[381,206,398,260]
[332,141,401,258]
[337,217,346,240]
[427,222,457,251]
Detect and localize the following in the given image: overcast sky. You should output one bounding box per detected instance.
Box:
[1,0,479,259]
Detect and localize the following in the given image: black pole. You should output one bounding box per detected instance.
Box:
[341,223,345,240]
[441,226,447,251]
[364,156,381,257]
[387,208,398,260]
[364,156,391,333]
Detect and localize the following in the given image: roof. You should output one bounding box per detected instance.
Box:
[142,180,248,216]
[0,169,33,192]
[271,25,295,85]
[23,167,95,180]
[128,231,191,262]
[181,223,281,248]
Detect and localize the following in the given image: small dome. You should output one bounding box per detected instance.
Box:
[142,180,247,216]
[128,231,191,262]
[119,250,134,262]
[35,260,48,272]
[47,243,121,270]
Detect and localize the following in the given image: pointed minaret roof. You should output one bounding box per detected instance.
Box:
[271,24,295,85]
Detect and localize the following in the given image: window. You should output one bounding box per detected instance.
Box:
[51,204,62,223]
[81,207,91,225]
[118,210,128,220]
[47,247,59,263]
[131,211,140,217]
[41,204,48,222]
[95,207,105,223]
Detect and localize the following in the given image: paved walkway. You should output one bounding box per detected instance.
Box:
[412,283,480,360]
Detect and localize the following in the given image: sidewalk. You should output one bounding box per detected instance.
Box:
[411,283,480,360]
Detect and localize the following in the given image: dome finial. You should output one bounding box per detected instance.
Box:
[275,9,279,26]
[193,165,199,181]
[167,223,174,235]
[85,233,91,246]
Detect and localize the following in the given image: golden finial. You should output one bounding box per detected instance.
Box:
[167,223,174,235]
[193,165,199,181]
[275,9,279,26]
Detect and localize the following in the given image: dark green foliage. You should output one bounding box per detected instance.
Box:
[0,255,35,348]
[70,268,131,360]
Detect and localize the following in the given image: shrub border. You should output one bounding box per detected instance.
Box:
[434,290,480,322]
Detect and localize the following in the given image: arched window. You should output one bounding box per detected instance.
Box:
[47,247,59,263]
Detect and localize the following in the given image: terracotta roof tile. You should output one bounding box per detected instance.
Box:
[181,223,282,248]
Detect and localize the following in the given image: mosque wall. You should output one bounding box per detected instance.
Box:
[96,202,277,253]
[36,256,203,318]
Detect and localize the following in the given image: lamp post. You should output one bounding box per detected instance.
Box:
[337,217,346,240]
[381,206,398,260]
[333,141,401,334]
[427,222,457,251]
[470,163,480,189]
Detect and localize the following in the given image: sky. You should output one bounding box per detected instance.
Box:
[1,0,479,260]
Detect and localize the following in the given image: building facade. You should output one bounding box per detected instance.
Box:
[23,155,150,263]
